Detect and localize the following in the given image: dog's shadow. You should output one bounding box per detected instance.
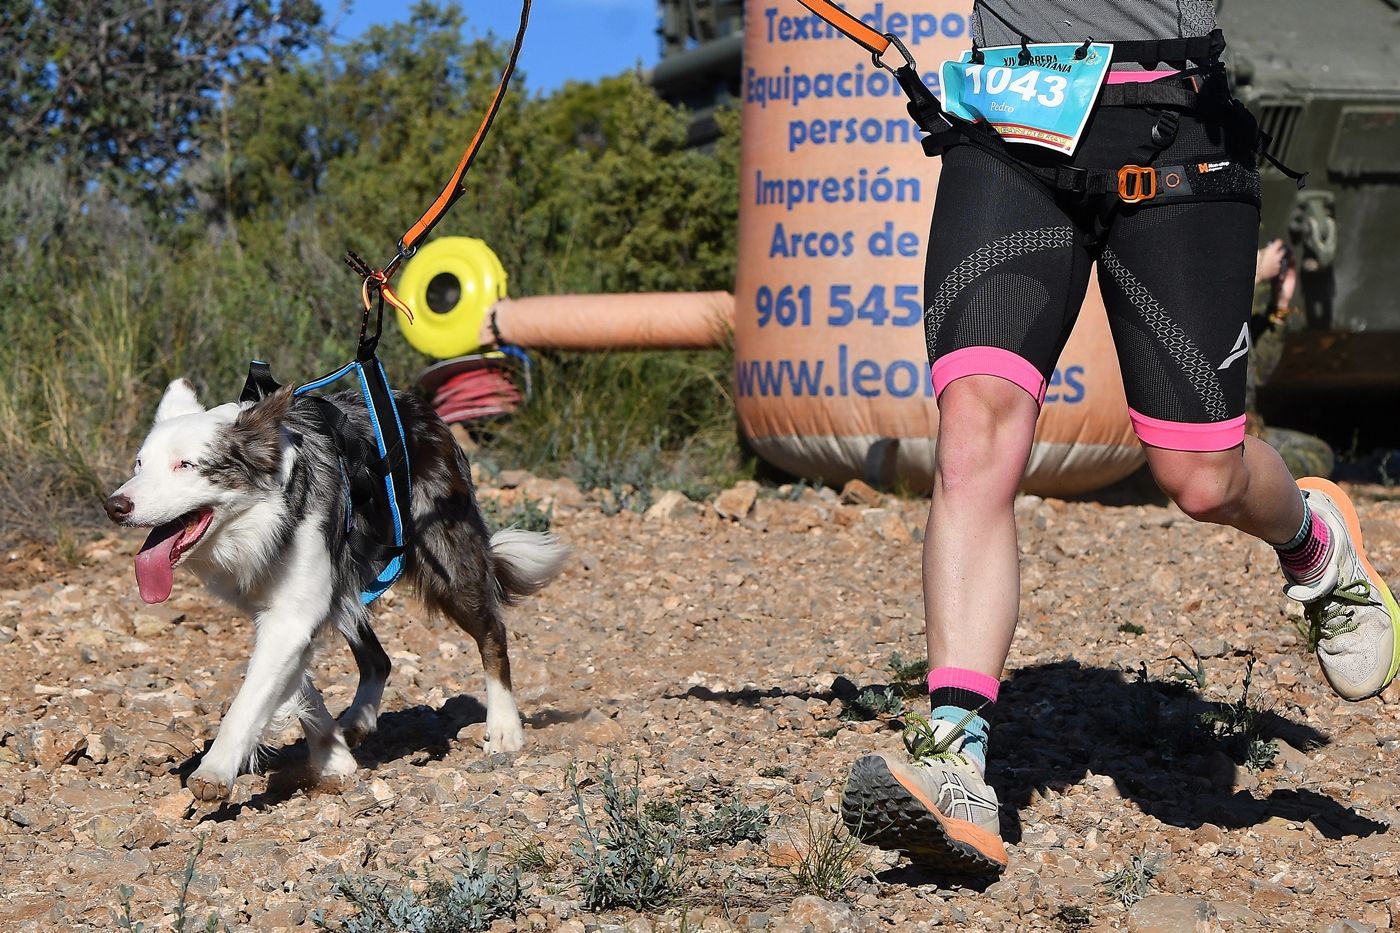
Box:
[182,693,492,820]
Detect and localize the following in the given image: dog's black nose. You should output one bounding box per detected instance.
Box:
[104,494,133,522]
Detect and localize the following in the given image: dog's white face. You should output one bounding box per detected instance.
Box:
[107,379,292,604]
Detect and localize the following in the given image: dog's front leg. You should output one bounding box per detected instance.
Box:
[189,542,332,801]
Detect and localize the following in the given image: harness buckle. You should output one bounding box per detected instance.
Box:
[1117,165,1157,204]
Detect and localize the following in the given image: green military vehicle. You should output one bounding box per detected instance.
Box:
[1221,0,1400,406]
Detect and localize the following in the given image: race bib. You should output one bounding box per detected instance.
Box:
[940,42,1114,155]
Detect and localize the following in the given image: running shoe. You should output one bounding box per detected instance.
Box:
[1284,478,1400,701]
[840,715,1008,874]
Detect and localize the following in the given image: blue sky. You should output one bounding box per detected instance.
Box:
[330,0,663,94]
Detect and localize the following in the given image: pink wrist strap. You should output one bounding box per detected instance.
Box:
[927,666,1000,702]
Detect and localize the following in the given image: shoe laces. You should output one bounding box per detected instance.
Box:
[901,708,980,767]
[1300,577,1372,649]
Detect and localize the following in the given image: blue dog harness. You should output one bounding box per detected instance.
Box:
[240,301,412,607]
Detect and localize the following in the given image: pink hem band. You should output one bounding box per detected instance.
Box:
[1129,409,1247,452]
[1105,68,1180,85]
[927,667,1001,702]
[931,347,1046,406]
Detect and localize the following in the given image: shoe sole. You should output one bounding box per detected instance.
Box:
[1299,477,1400,698]
[841,755,1008,875]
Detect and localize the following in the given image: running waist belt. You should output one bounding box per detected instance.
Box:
[791,1,1303,198]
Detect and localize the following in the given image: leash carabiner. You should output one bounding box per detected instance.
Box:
[872,33,916,74]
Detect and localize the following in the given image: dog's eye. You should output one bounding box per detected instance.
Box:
[176,460,195,470]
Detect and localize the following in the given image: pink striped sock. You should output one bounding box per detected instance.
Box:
[927,667,1000,703]
[1277,511,1331,585]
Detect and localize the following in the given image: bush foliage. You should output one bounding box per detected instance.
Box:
[0,1,742,543]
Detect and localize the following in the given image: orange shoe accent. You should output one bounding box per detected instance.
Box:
[889,766,1009,866]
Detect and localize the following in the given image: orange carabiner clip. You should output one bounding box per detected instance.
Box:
[1117,165,1157,204]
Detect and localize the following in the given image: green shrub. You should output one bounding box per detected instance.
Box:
[568,760,688,911]
[313,849,525,933]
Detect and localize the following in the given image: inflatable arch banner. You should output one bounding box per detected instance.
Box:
[735,0,1144,495]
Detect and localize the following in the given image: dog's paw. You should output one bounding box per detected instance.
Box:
[338,706,379,748]
[187,770,233,802]
[484,718,525,755]
[311,737,359,782]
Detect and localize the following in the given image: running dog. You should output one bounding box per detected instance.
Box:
[103,378,568,801]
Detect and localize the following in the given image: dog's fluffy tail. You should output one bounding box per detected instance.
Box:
[490,529,570,604]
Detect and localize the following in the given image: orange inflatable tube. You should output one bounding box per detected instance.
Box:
[482,292,734,350]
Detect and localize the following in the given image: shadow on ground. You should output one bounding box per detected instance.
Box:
[990,661,1383,842]
[679,660,1387,845]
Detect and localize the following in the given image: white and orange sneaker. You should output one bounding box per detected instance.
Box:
[1285,478,1400,701]
[841,716,1007,874]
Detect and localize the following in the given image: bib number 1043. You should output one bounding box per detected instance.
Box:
[939,41,1114,155]
[962,65,1067,108]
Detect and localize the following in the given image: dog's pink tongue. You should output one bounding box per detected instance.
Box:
[135,519,183,604]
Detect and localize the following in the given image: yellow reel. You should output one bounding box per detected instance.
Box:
[394,237,508,359]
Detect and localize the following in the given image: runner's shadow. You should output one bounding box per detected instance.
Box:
[666,684,839,707]
[987,660,1387,842]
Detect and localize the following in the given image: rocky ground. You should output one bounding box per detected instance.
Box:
[2,471,1398,932]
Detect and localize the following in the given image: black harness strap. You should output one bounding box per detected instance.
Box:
[240,360,282,403]
[1108,30,1226,68]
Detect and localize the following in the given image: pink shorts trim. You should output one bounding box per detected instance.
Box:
[931,347,1047,405]
[1129,409,1247,451]
[927,667,1001,702]
[1105,68,1180,85]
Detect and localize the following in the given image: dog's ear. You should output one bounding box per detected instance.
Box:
[154,379,204,423]
[229,386,295,477]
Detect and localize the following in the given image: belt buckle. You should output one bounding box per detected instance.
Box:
[1117,165,1157,203]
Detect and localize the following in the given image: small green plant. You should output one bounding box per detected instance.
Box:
[783,810,869,901]
[886,651,929,695]
[569,759,687,911]
[1166,649,1207,689]
[688,795,770,847]
[758,765,788,779]
[115,835,226,932]
[1118,622,1146,636]
[1101,851,1163,907]
[312,848,524,933]
[1196,656,1279,772]
[839,685,904,722]
[1053,904,1093,930]
[507,835,561,878]
[643,799,684,826]
[481,494,553,533]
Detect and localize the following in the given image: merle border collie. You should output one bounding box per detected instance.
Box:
[104,379,568,801]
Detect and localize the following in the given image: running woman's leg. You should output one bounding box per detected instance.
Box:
[924,375,1039,683]
[841,145,1093,875]
[1104,198,1400,700]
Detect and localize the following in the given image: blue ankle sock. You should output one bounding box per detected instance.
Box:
[931,704,990,769]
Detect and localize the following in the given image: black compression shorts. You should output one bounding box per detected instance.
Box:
[923,104,1261,451]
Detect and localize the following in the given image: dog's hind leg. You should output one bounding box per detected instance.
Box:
[464,605,524,754]
[338,615,391,748]
[298,674,358,787]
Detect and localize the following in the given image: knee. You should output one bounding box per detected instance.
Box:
[1150,450,1246,524]
[934,377,1038,501]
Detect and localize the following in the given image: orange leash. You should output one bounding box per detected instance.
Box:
[349,0,532,318]
[791,0,891,57]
